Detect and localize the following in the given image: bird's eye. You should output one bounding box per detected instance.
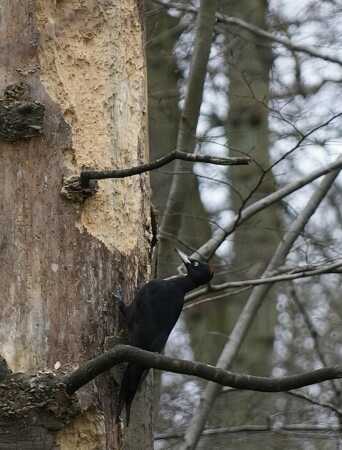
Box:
[193,261,200,268]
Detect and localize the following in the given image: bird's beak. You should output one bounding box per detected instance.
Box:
[175,248,191,265]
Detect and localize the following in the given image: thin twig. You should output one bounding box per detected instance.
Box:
[286,391,342,418]
[155,425,270,441]
[220,386,342,418]
[290,285,342,400]
[269,112,342,171]
[184,287,252,310]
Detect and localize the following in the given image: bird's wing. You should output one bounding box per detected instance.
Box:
[133,280,162,308]
[149,331,172,353]
[130,280,183,348]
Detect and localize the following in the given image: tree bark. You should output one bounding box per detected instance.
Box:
[0,1,151,449]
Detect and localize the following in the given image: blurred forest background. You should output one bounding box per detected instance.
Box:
[144,1,342,449]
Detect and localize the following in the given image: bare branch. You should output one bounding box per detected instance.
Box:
[155,424,342,441]
[217,14,342,67]
[62,344,342,396]
[182,157,341,450]
[285,391,342,418]
[220,386,342,418]
[158,388,342,441]
[155,425,269,441]
[153,1,342,67]
[271,77,342,99]
[185,259,342,303]
[79,150,249,186]
[197,157,342,258]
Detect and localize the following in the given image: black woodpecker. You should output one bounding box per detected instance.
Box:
[116,249,213,425]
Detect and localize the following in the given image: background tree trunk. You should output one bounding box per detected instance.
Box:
[0,1,152,449]
[224,0,280,376]
[146,1,182,279]
[145,1,212,426]
[180,1,282,443]
[146,2,211,280]
[182,0,280,370]
[205,0,282,438]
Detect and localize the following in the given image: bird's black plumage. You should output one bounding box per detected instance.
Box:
[116,250,213,425]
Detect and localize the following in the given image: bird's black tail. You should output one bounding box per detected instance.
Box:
[116,363,147,426]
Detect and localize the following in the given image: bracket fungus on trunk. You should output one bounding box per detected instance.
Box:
[0,82,45,142]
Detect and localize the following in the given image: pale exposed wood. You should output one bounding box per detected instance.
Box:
[0,1,151,448]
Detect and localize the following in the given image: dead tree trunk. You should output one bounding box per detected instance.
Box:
[0,1,152,449]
